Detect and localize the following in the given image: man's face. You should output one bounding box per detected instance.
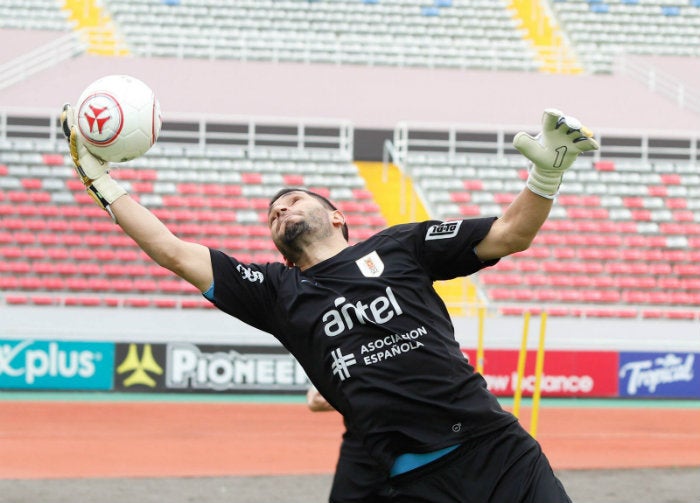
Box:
[268,191,335,260]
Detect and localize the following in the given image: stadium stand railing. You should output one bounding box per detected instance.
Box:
[616,53,700,115]
[390,120,700,320]
[0,109,386,309]
[0,31,87,91]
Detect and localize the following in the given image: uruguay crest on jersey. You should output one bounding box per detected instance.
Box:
[355,251,384,277]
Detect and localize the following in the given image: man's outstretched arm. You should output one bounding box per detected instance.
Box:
[476,109,599,261]
[110,196,213,292]
[61,104,213,293]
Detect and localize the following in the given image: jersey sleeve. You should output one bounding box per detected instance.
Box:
[405,217,500,280]
[207,248,281,333]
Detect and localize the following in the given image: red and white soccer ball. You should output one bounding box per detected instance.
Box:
[76,74,162,163]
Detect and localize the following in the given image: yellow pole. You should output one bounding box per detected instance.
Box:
[530,311,548,438]
[476,306,485,374]
[512,310,530,419]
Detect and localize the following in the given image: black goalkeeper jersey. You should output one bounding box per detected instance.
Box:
[208,218,517,471]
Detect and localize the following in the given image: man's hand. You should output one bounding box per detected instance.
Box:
[513,108,599,199]
[306,386,335,412]
[60,103,127,222]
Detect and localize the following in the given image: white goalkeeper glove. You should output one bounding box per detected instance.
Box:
[513,108,599,199]
[60,103,127,222]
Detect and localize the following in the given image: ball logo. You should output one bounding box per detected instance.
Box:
[85,105,110,134]
[78,92,124,146]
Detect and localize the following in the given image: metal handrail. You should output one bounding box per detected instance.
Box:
[391,120,700,165]
[0,108,354,158]
[617,54,700,116]
[0,32,87,91]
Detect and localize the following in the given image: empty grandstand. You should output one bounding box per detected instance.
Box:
[0,0,699,342]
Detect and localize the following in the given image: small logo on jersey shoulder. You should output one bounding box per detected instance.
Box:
[236,264,264,283]
[426,221,462,241]
[355,251,384,278]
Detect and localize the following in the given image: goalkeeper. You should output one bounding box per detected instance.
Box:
[61,105,598,503]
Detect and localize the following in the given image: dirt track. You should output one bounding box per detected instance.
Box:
[1,400,699,502]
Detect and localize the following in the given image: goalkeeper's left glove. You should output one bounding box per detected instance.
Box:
[513,108,599,199]
[60,103,127,222]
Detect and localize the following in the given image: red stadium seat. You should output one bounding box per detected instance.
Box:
[450,192,471,203]
[41,153,65,166]
[283,174,305,185]
[125,298,152,308]
[665,311,697,320]
[647,186,667,197]
[241,172,263,184]
[154,299,178,308]
[30,296,58,306]
[660,174,681,185]
[666,198,688,209]
[64,296,103,307]
[594,160,615,171]
[5,295,29,305]
[181,299,213,309]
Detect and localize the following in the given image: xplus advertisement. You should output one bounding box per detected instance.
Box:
[0,339,114,390]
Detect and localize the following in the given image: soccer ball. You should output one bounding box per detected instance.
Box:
[75,74,162,163]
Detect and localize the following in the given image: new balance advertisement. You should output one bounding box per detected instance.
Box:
[114,343,311,393]
[0,339,114,390]
[618,352,700,398]
[461,348,619,398]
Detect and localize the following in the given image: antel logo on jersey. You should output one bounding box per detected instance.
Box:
[237,264,264,283]
[425,221,461,241]
[166,343,309,391]
[322,286,404,337]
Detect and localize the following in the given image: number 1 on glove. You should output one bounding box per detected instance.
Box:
[514,109,599,199]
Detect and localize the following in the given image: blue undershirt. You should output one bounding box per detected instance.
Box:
[202,282,214,301]
[390,444,460,477]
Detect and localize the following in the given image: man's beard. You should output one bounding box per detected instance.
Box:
[274,220,310,262]
[274,213,332,263]
[283,220,310,244]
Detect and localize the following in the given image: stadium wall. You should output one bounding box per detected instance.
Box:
[2,46,700,133]
[1,306,698,398]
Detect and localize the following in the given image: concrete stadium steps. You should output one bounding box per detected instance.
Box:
[509,0,583,74]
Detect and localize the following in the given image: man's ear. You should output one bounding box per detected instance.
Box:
[332,209,346,229]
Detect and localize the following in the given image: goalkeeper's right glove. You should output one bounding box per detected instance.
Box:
[60,103,127,222]
[513,108,599,199]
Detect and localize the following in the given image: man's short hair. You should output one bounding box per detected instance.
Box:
[268,188,349,241]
